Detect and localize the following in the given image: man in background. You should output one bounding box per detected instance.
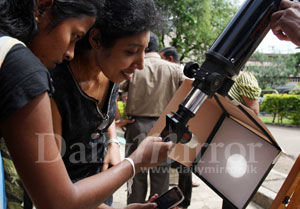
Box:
[228,71,261,115]
[160,46,180,64]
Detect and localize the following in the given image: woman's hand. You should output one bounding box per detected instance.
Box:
[122,203,157,209]
[129,136,173,173]
[148,194,179,209]
[102,142,121,171]
[115,119,135,131]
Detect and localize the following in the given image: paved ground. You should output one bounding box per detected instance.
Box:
[266,125,300,160]
[112,124,300,209]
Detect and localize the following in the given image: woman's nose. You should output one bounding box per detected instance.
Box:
[135,53,145,70]
[64,45,75,61]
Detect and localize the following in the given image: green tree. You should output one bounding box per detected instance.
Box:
[245,52,298,89]
[154,0,238,63]
[285,52,300,77]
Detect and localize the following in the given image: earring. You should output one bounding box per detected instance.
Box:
[35,16,39,23]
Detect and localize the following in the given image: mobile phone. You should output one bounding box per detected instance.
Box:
[154,187,184,209]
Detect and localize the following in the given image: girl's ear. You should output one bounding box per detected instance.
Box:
[89,28,102,49]
[36,0,54,17]
[34,0,53,29]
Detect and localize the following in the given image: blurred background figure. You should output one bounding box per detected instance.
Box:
[159,46,180,64]
[228,71,261,115]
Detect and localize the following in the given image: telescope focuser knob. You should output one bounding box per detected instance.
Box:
[207,72,224,93]
[184,61,199,79]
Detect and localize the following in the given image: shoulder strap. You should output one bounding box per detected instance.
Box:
[0,36,26,68]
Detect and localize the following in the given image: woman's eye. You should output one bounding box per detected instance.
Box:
[127,50,138,55]
[72,34,82,42]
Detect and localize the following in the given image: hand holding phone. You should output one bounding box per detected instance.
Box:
[154,187,184,209]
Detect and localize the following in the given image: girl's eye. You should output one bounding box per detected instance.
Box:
[72,34,82,42]
[127,50,138,55]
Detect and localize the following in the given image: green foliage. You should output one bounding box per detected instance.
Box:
[154,0,238,63]
[259,116,294,125]
[286,52,300,77]
[245,52,298,89]
[260,94,300,125]
[290,88,300,95]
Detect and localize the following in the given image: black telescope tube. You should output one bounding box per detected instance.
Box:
[192,0,282,96]
[208,0,281,77]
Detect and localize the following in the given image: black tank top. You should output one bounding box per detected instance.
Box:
[51,62,118,182]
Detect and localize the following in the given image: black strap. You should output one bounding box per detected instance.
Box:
[24,190,33,209]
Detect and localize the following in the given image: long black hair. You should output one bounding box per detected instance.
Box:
[0,0,101,43]
[76,0,164,52]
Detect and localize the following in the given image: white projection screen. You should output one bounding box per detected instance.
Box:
[195,117,280,208]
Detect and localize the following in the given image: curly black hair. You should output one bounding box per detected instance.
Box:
[76,0,164,51]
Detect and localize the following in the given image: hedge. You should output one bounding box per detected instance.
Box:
[260,94,300,125]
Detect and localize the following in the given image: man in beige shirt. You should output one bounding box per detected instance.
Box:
[120,32,184,204]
